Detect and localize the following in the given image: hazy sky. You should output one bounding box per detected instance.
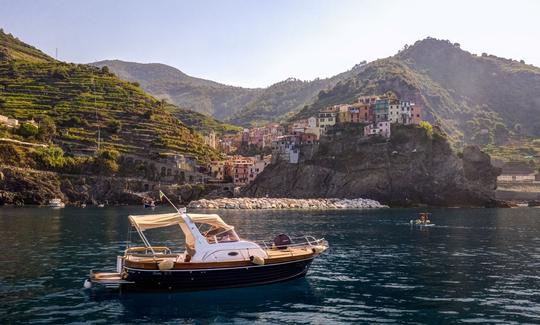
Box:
[1,0,539,87]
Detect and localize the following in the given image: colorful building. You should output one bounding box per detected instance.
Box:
[318,110,337,134]
[411,104,422,124]
[374,99,389,122]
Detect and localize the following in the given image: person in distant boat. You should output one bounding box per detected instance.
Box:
[419,213,430,224]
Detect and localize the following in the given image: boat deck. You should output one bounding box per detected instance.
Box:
[121,245,318,271]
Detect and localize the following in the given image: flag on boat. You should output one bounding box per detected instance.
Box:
[159,190,165,201]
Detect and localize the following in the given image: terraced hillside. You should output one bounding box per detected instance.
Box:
[0,30,219,162]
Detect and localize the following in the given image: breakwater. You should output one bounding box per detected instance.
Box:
[187,197,387,210]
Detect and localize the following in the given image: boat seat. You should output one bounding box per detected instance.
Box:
[273,233,292,250]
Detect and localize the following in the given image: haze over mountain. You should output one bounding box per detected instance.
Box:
[93,39,540,145]
[297,38,540,143]
[91,60,365,125]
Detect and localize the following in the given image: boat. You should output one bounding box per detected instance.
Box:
[97,203,105,208]
[48,198,65,208]
[410,212,434,227]
[81,203,87,208]
[143,200,156,209]
[86,209,328,291]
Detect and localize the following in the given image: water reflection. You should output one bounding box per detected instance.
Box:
[87,280,320,323]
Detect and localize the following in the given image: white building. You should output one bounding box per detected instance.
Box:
[388,101,414,124]
[248,156,271,182]
[497,165,537,182]
[204,131,217,149]
[0,115,19,128]
[363,121,391,138]
[271,135,300,164]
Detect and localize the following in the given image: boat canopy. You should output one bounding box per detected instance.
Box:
[128,213,233,231]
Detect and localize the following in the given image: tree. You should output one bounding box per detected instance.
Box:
[37,116,57,142]
[17,122,39,138]
[493,123,509,145]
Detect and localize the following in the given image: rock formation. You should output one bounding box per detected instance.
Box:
[243,125,501,207]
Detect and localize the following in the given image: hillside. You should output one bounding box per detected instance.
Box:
[91,60,260,120]
[295,38,540,144]
[91,60,363,126]
[0,29,219,162]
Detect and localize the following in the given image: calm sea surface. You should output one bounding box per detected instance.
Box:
[1,206,539,324]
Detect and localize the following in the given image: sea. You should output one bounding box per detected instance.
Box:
[0,206,539,324]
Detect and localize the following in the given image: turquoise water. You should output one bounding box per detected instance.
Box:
[1,206,539,324]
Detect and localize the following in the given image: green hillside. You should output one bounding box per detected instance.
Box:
[295,38,540,146]
[92,60,261,119]
[0,30,219,162]
[92,60,364,126]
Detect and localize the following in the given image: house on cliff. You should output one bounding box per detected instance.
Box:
[497,164,537,183]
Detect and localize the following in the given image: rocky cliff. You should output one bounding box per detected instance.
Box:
[243,125,501,207]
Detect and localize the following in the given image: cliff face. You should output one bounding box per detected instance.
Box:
[243,126,501,207]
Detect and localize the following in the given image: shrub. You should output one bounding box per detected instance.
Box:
[17,122,39,138]
[36,146,66,169]
[419,121,433,137]
[92,149,120,175]
[107,120,122,133]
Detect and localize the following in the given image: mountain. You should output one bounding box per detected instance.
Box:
[91,60,364,125]
[295,38,540,144]
[0,29,219,162]
[91,60,260,120]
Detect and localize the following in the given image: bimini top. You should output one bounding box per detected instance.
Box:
[128,212,233,231]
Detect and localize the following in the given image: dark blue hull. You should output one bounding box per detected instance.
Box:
[122,258,314,291]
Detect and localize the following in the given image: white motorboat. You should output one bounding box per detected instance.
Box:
[48,198,65,208]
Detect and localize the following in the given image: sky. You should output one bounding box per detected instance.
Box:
[1,0,539,88]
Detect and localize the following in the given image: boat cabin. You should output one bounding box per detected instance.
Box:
[127,212,267,264]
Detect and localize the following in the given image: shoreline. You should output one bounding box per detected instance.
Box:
[187,197,388,210]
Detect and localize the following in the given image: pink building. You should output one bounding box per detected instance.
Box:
[411,105,422,124]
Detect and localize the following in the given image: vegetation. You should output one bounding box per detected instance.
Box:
[294,37,540,152]
[91,60,362,126]
[0,29,220,165]
[419,121,433,137]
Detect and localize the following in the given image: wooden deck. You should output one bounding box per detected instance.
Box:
[123,246,319,270]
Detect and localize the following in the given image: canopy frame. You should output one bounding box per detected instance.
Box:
[126,212,234,255]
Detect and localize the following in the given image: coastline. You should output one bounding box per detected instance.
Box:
[188,197,388,210]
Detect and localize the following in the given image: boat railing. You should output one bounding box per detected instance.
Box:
[255,235,326,250]
[125,246,172,256]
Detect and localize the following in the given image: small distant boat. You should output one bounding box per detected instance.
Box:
[97,203,105,208]
[143,200,156,209]
[410,212,434,227]
[86,208,328,291]
[48,198,65,208]
[81,203,87,208]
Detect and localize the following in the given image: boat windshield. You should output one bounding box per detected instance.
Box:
[200,225,239,244]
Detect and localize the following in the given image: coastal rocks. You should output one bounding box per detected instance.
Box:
[243,126,502,207]
[188,197,387,210]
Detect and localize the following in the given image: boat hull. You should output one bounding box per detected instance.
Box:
[121,257,314,291]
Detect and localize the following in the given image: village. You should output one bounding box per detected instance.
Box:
[2,93,539,196]
[198,94,424,189]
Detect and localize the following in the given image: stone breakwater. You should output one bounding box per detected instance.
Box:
[187,197,388,210]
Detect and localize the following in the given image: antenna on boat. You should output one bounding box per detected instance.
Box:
[159,190,186,214]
